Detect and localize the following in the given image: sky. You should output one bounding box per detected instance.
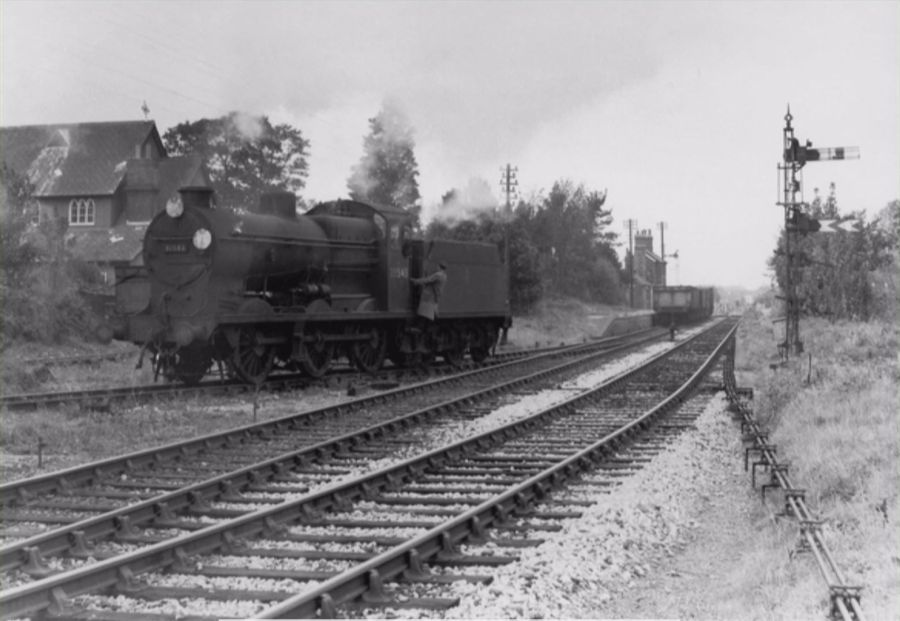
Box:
[2,0,898,289]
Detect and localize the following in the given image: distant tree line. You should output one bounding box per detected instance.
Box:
[427,181,623,312]
[769,183,898,321]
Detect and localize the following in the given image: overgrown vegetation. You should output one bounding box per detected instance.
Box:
[427,181,623,311]
[735,311,899,618]
[0,164,97,353]
[769,184,898,321]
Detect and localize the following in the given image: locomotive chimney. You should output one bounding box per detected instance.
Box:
[179,186,215,209]
[257,191,297,219]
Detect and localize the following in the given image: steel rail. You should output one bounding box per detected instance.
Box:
[258,318,739,618]
[1,330,660,507]
[1,341,572,411]
[722,338,865,621]
[0,322,727,619]
[0,327,664,574]
[22,351,135,368]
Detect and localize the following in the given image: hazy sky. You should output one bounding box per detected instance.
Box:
[2,1,897,288]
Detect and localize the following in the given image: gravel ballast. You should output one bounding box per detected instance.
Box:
[441,392,755,619]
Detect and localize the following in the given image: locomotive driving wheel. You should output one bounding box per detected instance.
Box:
[350,325,387,374]
[297,328,334,378]
[231,327,275,384]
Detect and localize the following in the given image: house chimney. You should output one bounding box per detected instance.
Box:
[634,229,654,254]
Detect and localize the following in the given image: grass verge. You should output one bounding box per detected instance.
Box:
[734,311,898,619]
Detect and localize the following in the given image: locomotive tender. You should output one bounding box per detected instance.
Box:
[116,187,511,384]
[652,285,715,326]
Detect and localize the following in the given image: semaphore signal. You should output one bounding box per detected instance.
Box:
[775,106,859,360]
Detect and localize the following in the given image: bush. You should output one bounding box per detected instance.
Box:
[1,166,99,349]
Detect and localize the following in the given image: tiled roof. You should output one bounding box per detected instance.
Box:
[0,121,161,197]
[66,224,146,264]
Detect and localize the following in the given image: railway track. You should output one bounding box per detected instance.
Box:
[22,351,136,369]
[1,339,604,412]
[0,328,666,575]
[0,318,737,619]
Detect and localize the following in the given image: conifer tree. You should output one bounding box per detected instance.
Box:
[347,102,421,229]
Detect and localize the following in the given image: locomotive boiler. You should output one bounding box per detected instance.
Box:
[117,187,511,384]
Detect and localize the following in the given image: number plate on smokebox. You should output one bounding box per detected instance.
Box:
[164,243,189,254]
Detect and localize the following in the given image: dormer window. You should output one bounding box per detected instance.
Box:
[69,198,95,225]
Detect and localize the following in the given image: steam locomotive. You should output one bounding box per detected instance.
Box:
[115,187,511,384]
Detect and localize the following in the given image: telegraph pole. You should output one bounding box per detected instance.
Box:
[499,164,518,345]
[776,106,858,359]
[624,218,637,307]
[657,221,668,286]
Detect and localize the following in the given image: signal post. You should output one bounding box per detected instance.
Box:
[776,107,858,359]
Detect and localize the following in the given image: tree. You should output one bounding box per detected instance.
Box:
[426,179,622,311]
[163,112,310,210]
[528,181,622,304]
[0,165,95,347]
[868,199,899,320]
[769,184,895,320]
[347,102,421,229]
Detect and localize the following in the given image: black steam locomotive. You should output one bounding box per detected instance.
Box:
[115,187,510,384]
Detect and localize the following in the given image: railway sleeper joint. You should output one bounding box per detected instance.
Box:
[468,516,487,543]
[116,565,142,593]
[318,593,338,618]
[69,530,94,558]
[114,515,140,541]
[48,586,71,616]
[22,546,52,578]
[403,549,427,580]
[171,547,192,572]
[263,515,288,536]
[437,531,460,560]
[188,490,211,512]
[362,569,389,603]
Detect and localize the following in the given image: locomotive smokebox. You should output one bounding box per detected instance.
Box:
[179,186,215,209]
[256,191,297,219]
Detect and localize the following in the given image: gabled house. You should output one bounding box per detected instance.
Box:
[0,120,210,286]
[625,230,668,309]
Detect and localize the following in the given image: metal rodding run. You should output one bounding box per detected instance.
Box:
[722,341,866,621]
[0,320,734,619]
